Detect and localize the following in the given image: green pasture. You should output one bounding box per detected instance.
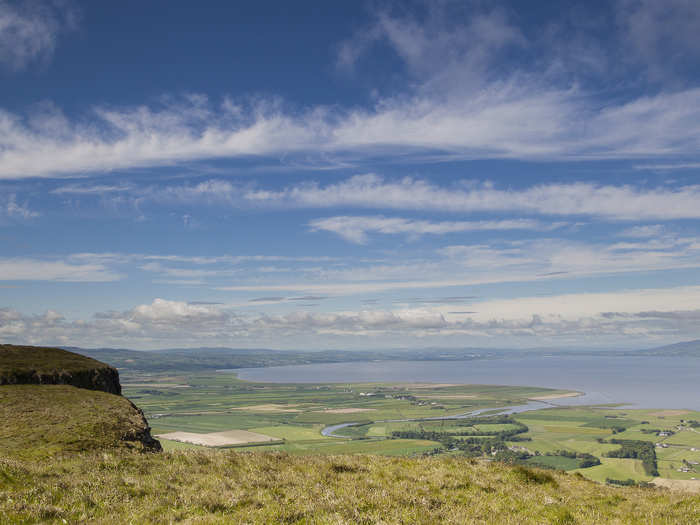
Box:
[572,458,652,483]
[122,370,700,482]
[159,438,208,451]
[247,424,325,441]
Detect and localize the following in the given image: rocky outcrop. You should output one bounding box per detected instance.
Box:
[0,364,122,394]
[124,399,163,452]
[0,345,121,394]
[1,344,160,452]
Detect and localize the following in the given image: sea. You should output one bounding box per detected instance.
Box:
[231,355,700,410]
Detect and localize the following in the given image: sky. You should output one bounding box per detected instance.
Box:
[1,0,700,350]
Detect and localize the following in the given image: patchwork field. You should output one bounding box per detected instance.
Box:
[121,371,700,489]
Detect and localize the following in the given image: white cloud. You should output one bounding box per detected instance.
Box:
[51,184,135,195]
[4,288,700,348]
[217,235,700,295]
[0,257,121,282]
[246,174,700,220]
[309,215,562,244]
[2,6,700,179]
[634,162,700,171]
[617,224,664,238]
[1,193,38,219]
[0,0,78,70]
[0,89,697,180]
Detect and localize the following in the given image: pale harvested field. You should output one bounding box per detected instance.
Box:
[317,408,377,414]
[156,429,278,447]
[529,392,581,400]
[652,478,700,493]
[232,404,300,412]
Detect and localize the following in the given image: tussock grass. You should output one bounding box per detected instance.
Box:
[1,450,698,524]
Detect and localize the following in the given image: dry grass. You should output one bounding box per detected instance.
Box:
[1,450,699,524]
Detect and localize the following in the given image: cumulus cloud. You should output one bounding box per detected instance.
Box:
[309,215,563,244]
[0,0,78,70]
[4,289,700,348]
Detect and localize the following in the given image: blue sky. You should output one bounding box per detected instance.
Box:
[2,0,700,350]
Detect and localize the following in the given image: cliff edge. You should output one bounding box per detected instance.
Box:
[0,344,122,394]
[0,344,160,455]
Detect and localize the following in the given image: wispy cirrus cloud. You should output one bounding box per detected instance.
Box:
[0,257,120,282]
[217,234,700,296]
[2,3,700,178]
[246,174,700,221]
[309,215,564,244]
[1,193,38,220]
[4,87,700,180]
[0,0,78,70]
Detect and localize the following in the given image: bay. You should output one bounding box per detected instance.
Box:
[231,355,700,410]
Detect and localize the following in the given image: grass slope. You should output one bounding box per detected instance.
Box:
[0,345,121,394]
[0,385,159,459]
[1,450,699,524]
[0,345,108,378]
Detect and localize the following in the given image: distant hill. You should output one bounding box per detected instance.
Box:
[70,346,384,373]
[640,339,700,357]
[0,344,121,394]
[68,346,512,373]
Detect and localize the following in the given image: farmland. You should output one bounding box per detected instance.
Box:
[121,371,700,489]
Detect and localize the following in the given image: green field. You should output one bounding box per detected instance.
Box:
[572,458,651,483]
[120,372,700,487]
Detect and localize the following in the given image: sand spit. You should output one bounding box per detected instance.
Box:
[528,392,582,401]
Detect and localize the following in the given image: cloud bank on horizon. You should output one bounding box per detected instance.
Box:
[1,0,700,349]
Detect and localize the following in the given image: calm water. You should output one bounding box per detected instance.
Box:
[232,355,700,410]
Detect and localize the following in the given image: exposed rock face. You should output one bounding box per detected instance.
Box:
[124,399,163,452]
[0,365,122,394]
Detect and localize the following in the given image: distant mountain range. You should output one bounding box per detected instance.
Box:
[62,340,700,374]
[636,339,700,357]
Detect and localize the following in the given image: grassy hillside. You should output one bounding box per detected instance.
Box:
[0,345,121,394]
[0,385,160,459]
[0,345,109,376]
[1,449,699,524]
[1,345,698,523]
